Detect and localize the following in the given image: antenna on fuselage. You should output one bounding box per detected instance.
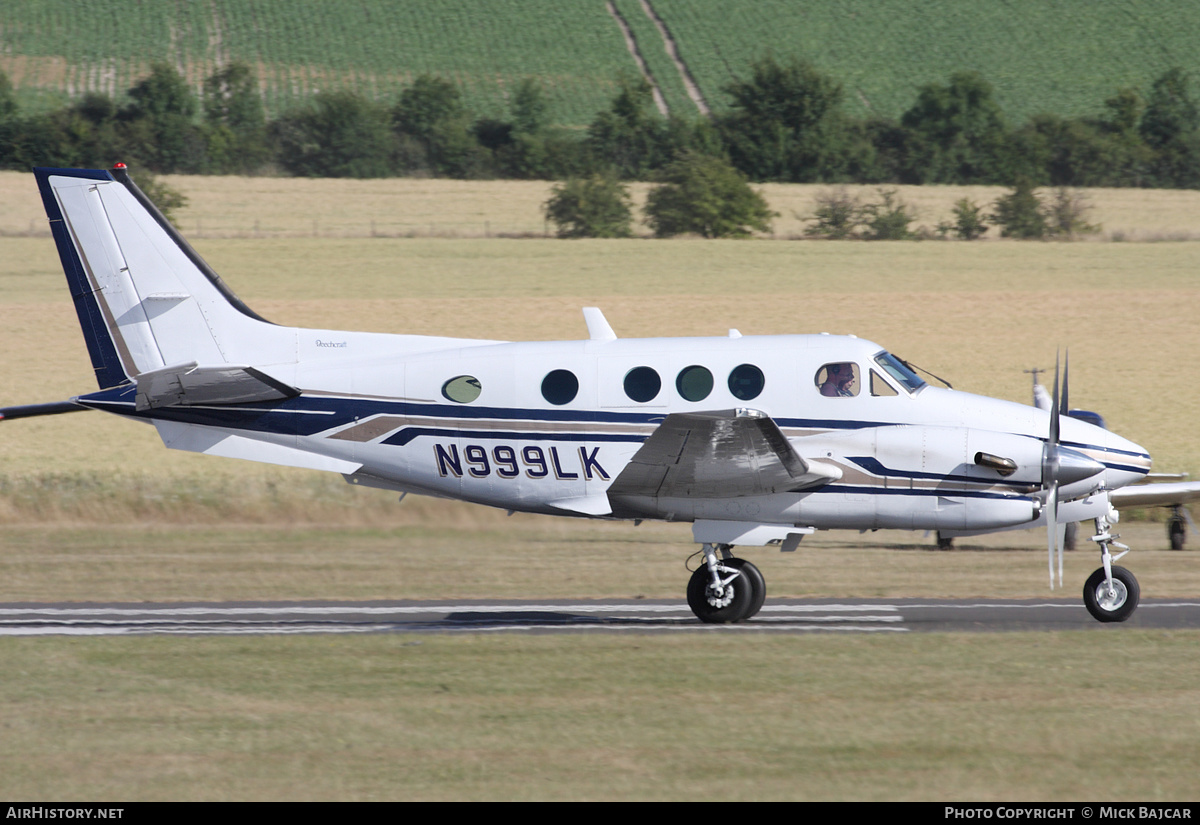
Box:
[1025,366,1051,410]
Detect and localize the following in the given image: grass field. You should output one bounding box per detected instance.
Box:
[2,518,1197,603]
[650,0,1200,120]
[3,630,1199,801]
[3,2,1200,124]
[2,173,1200,800]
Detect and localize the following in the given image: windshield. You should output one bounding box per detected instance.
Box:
[873,351,926,394]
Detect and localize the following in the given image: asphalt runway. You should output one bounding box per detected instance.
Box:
[3,598,1200,635]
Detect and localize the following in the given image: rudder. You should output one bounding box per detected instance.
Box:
[35,166,289,390]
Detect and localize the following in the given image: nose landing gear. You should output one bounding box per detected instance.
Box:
[1083,511,1140,623]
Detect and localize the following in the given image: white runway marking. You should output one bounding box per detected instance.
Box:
[0,602,906,636]
[3,599,1195,636]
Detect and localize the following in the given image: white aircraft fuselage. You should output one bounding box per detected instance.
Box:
[27,166,1156,623]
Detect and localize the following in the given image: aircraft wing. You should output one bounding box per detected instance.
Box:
[1110,480,1200,509]
[607,408,841,500]
[133,362,299,411]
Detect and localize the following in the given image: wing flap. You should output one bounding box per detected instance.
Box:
[608,408,840,500]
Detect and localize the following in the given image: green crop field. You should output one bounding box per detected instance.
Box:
[647,0,1200,120]
[0,0,634,124]
[3,1,1200,124]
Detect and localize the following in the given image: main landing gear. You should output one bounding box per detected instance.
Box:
[1168,505,1187,551]
[1083,511,1140,623]
[687,543,765,623]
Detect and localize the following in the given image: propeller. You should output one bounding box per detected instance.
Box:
[1043,351,1067,588]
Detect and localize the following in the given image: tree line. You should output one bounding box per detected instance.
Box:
[2,56,1199,189]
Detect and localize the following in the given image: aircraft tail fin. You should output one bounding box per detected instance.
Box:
[35,166,291,391]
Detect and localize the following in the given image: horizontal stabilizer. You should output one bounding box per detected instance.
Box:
[608,408,841,500]
[0,401,85,420]
[135,362,299,410]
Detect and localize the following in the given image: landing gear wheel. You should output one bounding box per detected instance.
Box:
[686,557,763,624]
[1169,517,1186,551]
[1064,522,1077,551]
[1083,565,1140,623]
[727,558,766,620]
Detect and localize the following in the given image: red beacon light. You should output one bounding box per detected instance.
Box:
[112,162,127,171]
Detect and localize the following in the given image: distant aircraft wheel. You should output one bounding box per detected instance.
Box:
[1169,517,1186,551]
[687,558,759,624]
[935,532,953,550]
[1064,522,1077,551]
[1083,566,1140,623]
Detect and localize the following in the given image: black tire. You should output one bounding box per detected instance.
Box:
[1169,518,1186,551]
[726,558,766,620]
[687,559,758,624]
[1083,566,1140,623]
[936,532,953,550]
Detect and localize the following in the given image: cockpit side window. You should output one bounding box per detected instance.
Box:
[870,370,898,397]
[815,362,860,397]
[873,351,926,393]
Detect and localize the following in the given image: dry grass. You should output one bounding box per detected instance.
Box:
[7,172,1200,241]
[2,630,1199,801]
[0,516,1195,603]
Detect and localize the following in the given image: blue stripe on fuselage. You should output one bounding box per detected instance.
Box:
[73,389,1150,482]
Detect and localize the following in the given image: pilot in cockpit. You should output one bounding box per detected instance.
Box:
[819,363,857,397]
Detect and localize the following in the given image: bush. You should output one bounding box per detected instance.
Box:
[860,188,917,239]
[1043,188,1101,238]
[543,173,633,238]
[804,188,862,239]
[644,152,775,238]
[990,180,1100,239]
[805,187,917,240]
[990,178,1048,238]
[949,197,988,239]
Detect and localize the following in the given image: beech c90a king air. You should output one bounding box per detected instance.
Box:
[9,165,1196,623]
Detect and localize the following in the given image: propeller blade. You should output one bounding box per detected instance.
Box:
[1047,484,1058,589]
[1061,350,1069,419]
[1044,350,1063,589]
[1049,350,1060,447]
[1057,520,1066,588]
[1057,350,1071,587]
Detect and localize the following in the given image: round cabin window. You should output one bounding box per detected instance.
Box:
[541,369,579,405]
[623,366,661,403]
[728,363,765,401]
[676,365,714,402]
[441,375,482,403]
